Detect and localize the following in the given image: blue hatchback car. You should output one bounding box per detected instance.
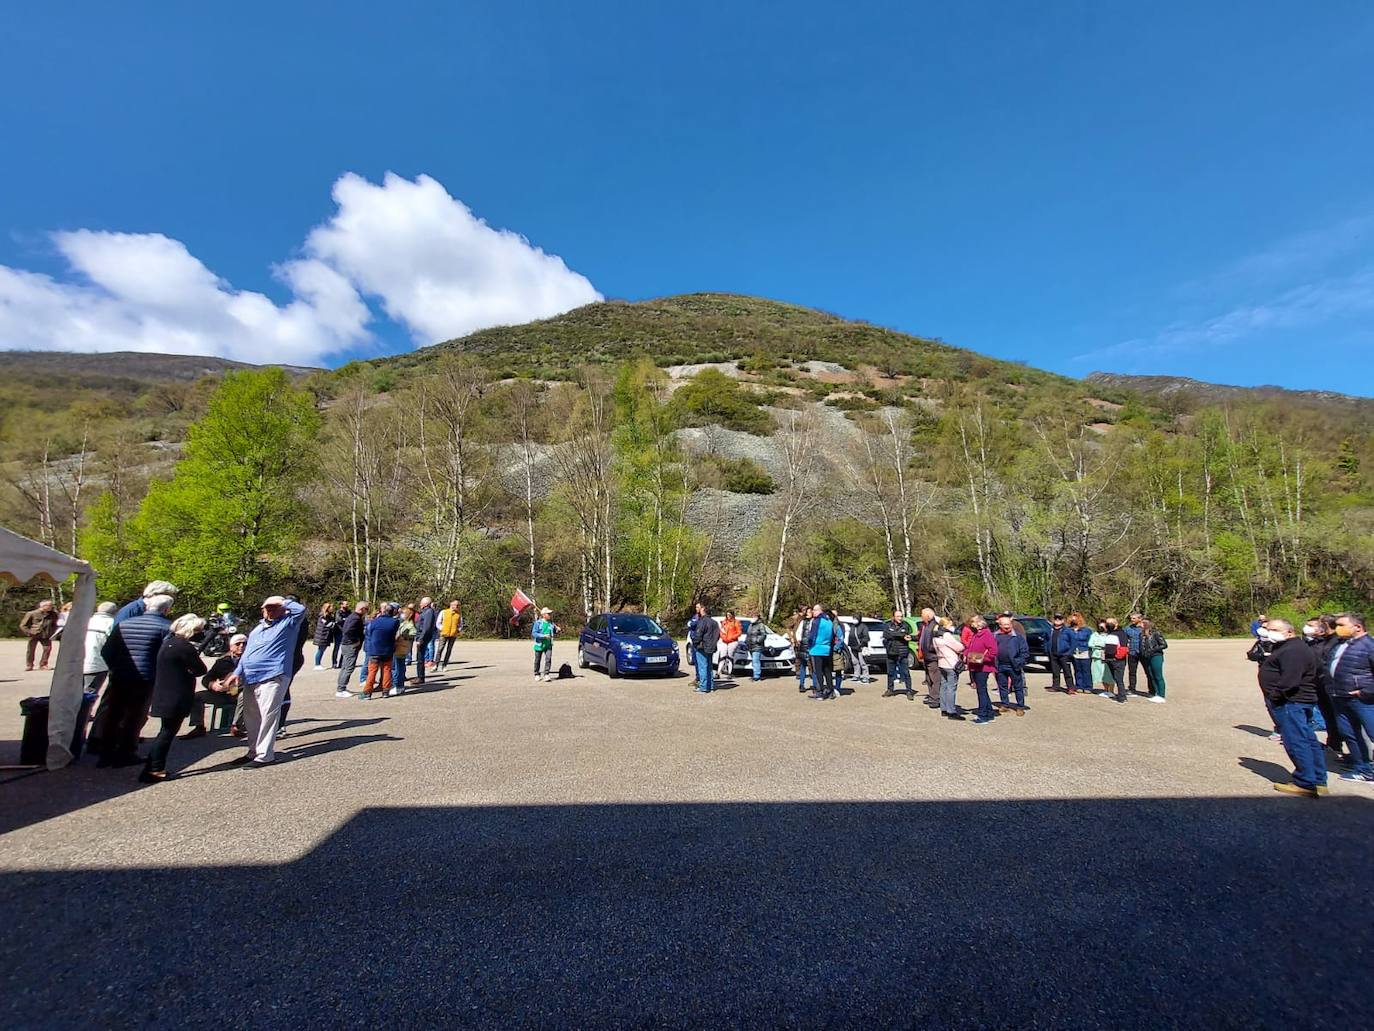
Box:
[578,613,680,677]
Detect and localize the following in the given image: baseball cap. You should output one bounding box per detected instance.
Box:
[262,595,287,608]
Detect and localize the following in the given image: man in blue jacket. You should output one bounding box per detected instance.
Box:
[223,595,307,768]
[806,604,839,701]
[1125,612,1146,694]
[994,614,1030,712]
[1329,612,1374,785]
[1046,613,1075,693]
[91,592,175,766]
[688,602,720,693]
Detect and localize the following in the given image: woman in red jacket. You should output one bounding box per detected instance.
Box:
[963,615,1000,724]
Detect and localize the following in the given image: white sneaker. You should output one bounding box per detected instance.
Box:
[386,688,400,697]
[1146,695,1166,704]
[335,690,352,699]
[312,664,324,671]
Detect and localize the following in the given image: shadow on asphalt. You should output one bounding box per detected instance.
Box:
[1235,724,1275,738]
[1238,756,1296,784]
[3,797,1372,1028]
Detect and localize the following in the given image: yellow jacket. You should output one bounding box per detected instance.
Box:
[439,607,462,637]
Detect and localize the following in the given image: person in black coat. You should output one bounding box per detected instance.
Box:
[412,598,439,685]
[141,615,209,783]
[1258,619,1327,796]
[90,594,175,767]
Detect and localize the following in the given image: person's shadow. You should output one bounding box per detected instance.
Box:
[1234,724,1273,738]
[1238,756,1290,784]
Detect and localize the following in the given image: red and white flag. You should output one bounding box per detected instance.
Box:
[510,589,535,623]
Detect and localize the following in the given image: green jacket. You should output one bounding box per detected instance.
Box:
[533,618,555,652]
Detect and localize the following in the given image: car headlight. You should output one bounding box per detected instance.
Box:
[620,642,640,653]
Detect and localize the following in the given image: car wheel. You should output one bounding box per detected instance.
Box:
[578,647,589,670]
[607,654,619,678]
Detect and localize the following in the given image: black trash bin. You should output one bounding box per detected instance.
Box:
[18,691,98,766]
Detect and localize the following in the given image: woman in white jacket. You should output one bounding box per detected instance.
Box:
[932,616,966,720]
[83,601,118,695]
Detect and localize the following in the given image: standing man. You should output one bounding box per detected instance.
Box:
[993,614,1030,714]
[412,597,438,686]
[1124,612,1145,694]
[790,607,812,694]
[113,580,178,626]
[882,611,915,699]
[90,593,175,766]
[745,614,768,682]
[19,599,58,671]
[689,602,720,693]
[916,607,940,705]
[1258,619,1328,796]
[223,595,306,768]
[1329,613,1374,785]
[437,600,462,670]
[335,602,368,698]
[805,603,837,701]
[1046,613,1076,693]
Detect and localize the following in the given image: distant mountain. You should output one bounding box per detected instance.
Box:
[0,350,317,391]
[1085,372,1374,418]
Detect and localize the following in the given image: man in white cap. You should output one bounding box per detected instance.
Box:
[223,594,306,767]
[532,607,559,681]
[113,580,178,626]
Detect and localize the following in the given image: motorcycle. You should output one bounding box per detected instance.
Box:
[193,614,238,657]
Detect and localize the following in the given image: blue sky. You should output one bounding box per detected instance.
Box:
[2,2,1372,392]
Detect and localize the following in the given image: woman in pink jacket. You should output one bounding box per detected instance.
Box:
[963,615,1000,724]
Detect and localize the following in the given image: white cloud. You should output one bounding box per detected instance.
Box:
[0,173,601,365]
[305,173,602,343]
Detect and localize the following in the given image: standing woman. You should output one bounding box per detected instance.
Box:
[1139,619,1168,703]
[1088,619,1110,697]
[392,604,416,695]
[312,602,336,671]
[964,615,1000,725]
[933,616,966,720]
[83,601,118,696]
[1067,613,1092,696]
[1099,618,1129,702]
[140,614,208,784]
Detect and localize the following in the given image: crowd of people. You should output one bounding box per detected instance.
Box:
[16,582,1374,799]
[1249,612,1374,798]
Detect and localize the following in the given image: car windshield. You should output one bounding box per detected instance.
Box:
[610,615,664,635]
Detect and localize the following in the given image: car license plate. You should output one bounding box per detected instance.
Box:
[644,655,667,664]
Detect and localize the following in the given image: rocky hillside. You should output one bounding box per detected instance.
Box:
[1086,372,1374,420]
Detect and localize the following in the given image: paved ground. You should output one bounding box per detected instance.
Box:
[1,638,1370,1028]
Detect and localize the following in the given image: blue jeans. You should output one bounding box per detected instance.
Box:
[887,654,912,692]
[392,656,407,690]
[996,666,1026,708]
[1336,696,1374,775]
[1072,656,1091,693]
[1273,703,1328,787]
[939,667,959,714]
[314,645,328,666]
[797,657,811,689]
[971,669,994,719]
[750,649,762,680]
[694,650,714,692]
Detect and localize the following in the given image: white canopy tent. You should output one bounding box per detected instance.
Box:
[0,526,96,769]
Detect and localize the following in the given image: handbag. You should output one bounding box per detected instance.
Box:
[966,649,986,665]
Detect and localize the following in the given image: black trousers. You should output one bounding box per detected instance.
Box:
[1105,659,1127,701]
[189,689,234,729]
[809,655,834,697]
[145,716,185,774]
[413,636,435,682]
[1127,654,1142,690]
[90,676,153,759]
[1049,653,1075,689]
[438,637,457,667]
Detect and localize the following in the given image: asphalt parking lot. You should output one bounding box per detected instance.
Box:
[2,637,1370,1028]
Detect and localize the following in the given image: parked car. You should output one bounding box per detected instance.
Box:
[838,616,890,672]
[983,613,1052,672]
[714,617,796,678]
[578,613,680,677]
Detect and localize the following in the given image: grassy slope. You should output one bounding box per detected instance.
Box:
[370,293,1078,392]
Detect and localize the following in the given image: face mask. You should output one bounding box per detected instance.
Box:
[1263,629,1288,643]
[1302,625,1319,638]
[1335,625,1355,639]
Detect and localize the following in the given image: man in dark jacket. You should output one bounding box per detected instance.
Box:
[19,600,58,671]
[182,634,247,738]
[335,602,369,698]
[412,597,438,685]
[916,608,940,705]
[882,611,915,700]
[1125,612,1145,693]
[1046,613,1075,693]
[1329,612,1374,785]
[1259,619,1327,796]
[689,603,720,693]
[745,616,769,682]
[90,594,175,766]
[994,615,1030,712]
